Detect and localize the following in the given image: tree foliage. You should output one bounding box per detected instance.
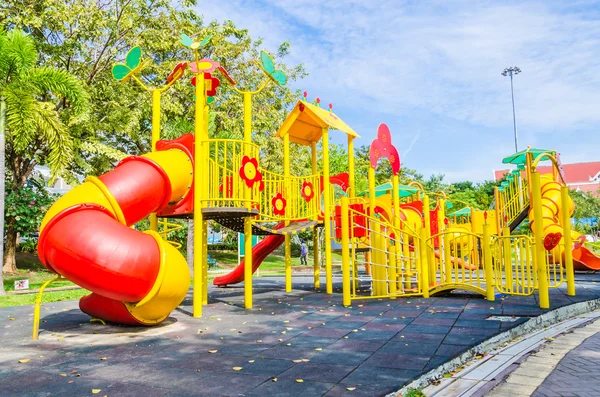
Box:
[0,28,88,273]
[3,0,306,178]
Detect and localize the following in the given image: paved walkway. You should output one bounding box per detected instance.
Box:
[488,317,600,397]
[1,275,600,397]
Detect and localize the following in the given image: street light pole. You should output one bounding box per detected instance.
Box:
[502,66,521,153]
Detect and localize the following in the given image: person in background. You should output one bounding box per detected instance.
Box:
[300,241,308,266]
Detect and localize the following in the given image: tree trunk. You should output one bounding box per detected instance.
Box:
[186,219,194,277]
[0,98,6,294]
[2,217,18,274]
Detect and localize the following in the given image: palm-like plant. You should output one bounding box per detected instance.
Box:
[0,29,88,275]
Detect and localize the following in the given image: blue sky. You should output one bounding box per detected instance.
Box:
[198,0,600,182]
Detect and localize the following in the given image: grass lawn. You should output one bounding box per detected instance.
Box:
[0,252,86,308]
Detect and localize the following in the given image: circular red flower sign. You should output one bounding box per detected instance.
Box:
[239,156,262,188]
[272,192,287,216]
[301,181,314,202]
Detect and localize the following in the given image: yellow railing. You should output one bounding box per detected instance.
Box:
[492,235,536,295]
[426,230,488,295]
[257,169,322,221]
[499,173,529,228]
[158,218,183,249]
[544,241,567,289]
[339,200,423,301]
[203,139,260,209]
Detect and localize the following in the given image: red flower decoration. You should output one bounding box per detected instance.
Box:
[239,156,262,188]
[369,123,400,176]
[191,73,221,97]
[301,181,314,202]
[272,192,287,216]
[167,62,187,83]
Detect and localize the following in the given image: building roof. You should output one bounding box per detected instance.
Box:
[275,100,359,145]
[494,161,600,185]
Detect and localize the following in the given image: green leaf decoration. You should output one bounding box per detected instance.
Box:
[125,47,141,69]
[111,46,149,82]
[260,51,275,73]
[207,96,215,104]
[199,35,212,47]
[112,64,131,81]
[259,50,287,86]
[271,70,287,85]
[181,33,194,48]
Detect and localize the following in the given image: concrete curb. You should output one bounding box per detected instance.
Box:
[390,297,600,397]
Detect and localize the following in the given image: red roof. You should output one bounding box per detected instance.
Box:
[494,161,600,184]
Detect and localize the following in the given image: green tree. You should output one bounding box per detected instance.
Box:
[570,189,600,224]
[0,29,88,273]
[3,0,306,177]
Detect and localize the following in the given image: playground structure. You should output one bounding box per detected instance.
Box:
[33,35,600,337]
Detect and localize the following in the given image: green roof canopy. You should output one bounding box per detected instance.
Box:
[502,147,555,165]
[449,207,471,217]
[358,182,419,198]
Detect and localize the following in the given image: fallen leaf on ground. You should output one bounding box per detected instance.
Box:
[296,379,304,383]
[18,359,30,363]
[100,357,107,361]
[347,387,357,391]
[292,359,302,363]
[59,374,67,377]
[272,378,277,382]
[315,348,322,351]
[208,350,218,353]
[91,389,101,394]
[301,359,309,362]
[232,367,243,371]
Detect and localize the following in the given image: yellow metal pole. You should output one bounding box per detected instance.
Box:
[367,167,376,276]
[322,127,333,294]
[243,92,254,308]
[312,142,320,289]
[531,171,550,309]
[244,219,253,308]
[494,187,501,233]
[149,89,161,232]
[502,226,513,293]
[284,132,292,292]
[390,174,401,295]
[193,70,205,318]
[202,220,208,304]
[423,194,435,284]
[347,136,355,198]
[32,276,62,340]
[341,196,351,306]
[419,227,430,298]
[561,185,575,296]
[483,223,495,301]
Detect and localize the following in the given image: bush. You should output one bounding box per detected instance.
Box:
[207,243,237,251]
[17,238,37,253]
[5,177,58,238]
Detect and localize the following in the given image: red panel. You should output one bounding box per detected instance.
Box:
[38,204,160,303]
[99,156,170,225]
[79,293,147,326]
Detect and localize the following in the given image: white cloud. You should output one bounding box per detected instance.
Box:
[197,0,600,181]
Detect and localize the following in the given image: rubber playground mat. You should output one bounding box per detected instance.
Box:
[1,274,600,397]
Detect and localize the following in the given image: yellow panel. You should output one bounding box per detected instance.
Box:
[40,182,116,232]
[143,150,193,203]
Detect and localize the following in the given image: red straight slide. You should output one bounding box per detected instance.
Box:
[213,222,286,286]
